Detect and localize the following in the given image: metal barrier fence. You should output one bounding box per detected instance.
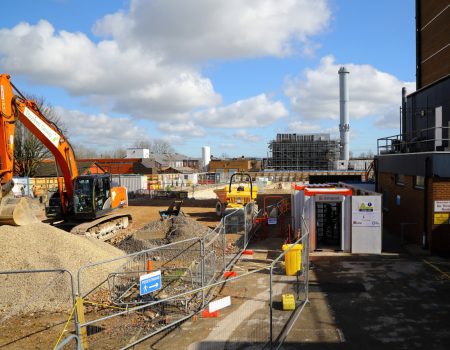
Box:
[0,201,310,349]
[269,217,310,349]
[143,216,310,349]
[75,203,259,349]
[0,269,80,349]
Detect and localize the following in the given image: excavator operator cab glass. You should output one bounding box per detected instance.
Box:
[73,175,113,218]
[94,176,111,210]
[73,177,94,214]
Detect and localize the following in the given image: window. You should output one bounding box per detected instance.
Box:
[414,176,425,189]
[395,174,405,186]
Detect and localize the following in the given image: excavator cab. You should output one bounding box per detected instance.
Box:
[46,174,113,221]
[72,174,113,220]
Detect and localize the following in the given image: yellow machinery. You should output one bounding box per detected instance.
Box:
[214,173,258,216]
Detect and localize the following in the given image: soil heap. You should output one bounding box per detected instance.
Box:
[0,223,124,314]
[118,215,211,253]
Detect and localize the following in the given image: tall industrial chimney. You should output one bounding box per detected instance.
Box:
[202,146,211,171]
[338,66,350,161]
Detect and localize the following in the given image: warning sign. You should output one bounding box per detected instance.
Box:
[358,202,374,212]
[434,213,449,225]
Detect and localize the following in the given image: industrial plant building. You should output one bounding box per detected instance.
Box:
[376,0,450,255]
[267,133,340,171]
[267,65,354,172]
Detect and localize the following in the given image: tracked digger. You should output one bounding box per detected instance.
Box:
[0,74,131,239]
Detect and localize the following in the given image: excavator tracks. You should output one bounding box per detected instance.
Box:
[70,212,132,241]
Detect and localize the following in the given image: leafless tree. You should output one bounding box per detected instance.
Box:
[14,96,66,177]
[133,139,175,154]
[73,144,100,159]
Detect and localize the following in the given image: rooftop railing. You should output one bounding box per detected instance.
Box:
[377,126,450,155]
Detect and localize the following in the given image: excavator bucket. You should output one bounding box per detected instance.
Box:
[0,197,40,226]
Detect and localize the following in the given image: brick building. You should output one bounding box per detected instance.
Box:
[208,157,262,174]
[376,0,450,255]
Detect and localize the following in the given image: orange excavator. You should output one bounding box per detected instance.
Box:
[0,74,131,239]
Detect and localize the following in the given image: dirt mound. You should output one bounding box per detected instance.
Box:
[0,223,124,314]
[118,215,211,254]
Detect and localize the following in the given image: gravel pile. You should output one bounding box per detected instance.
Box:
[0,223,124,314]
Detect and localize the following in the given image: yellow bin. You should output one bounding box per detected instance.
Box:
[282,244,303,276]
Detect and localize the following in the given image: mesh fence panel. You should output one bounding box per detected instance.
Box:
[0,270,76,349]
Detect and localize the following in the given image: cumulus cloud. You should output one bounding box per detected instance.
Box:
[288,121,322,133]
[0,1,334,152]
[374,105,403,129]
[192,94,288,128]
[285,55,415,123]
[0,0,331,124]
[94,0,331,61]
[53,107,148,148]
[233,130,262,142]
[157,121,206,137]
[0,20,220,119]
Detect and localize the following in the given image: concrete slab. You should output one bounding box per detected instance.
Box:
[282,234,450,349]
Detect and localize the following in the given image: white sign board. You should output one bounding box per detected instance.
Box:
[209,296,231,313]
[23,107,61,147]
[434,201,450,212]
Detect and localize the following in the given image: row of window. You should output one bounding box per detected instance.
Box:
[395,174,425,189]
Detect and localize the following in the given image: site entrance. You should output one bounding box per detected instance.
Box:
[315,202,342,250]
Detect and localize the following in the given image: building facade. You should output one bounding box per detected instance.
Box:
[376,0,450,255]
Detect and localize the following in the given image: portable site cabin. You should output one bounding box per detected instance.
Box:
[291,184,382,254]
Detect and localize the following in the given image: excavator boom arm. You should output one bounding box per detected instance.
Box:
[0,74,78,204]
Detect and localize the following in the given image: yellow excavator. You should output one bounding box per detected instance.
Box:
[0,74,131,239]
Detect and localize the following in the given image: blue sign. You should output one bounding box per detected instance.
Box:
[140,270,162,296]
[268,217,277,225]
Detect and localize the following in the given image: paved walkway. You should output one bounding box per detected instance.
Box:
[282,232,450,349]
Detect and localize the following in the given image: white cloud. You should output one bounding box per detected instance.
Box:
[0,20,220,119]
[53,106,148,148]
[233,130,261,142]
[374,105,403,129]
[158,121,206,137]
[159,135,184,145]
[94,0,331,61]
[193,94,288,128]
[285,55,415,122]
[0,1,331,124]
[288,121,322,133]
[0,1,333,152]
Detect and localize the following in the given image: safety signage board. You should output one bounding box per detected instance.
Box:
[140,270,161,296]
[434,201,450,213]
[209,296,231,313]
[434,213,449,225]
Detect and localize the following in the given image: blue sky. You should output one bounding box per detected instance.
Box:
[0,0,416,158]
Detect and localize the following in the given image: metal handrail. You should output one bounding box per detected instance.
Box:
[377,126,450,155]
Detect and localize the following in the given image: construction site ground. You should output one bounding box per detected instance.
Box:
[1,186,449,349]
[129,225,450,350]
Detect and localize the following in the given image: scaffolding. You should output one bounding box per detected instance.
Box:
[268,133,340,171]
